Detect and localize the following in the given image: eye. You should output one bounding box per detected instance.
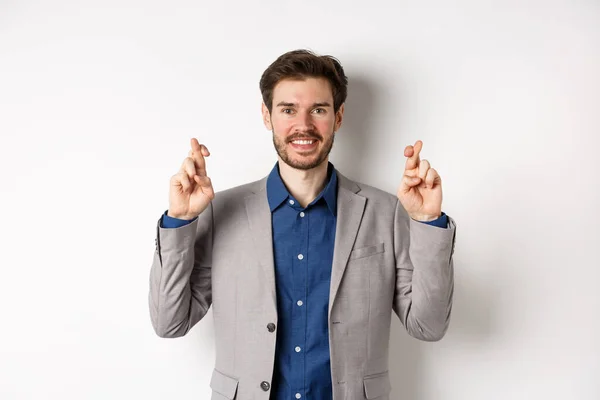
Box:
[312,108,326,114]
[282,108,294,114]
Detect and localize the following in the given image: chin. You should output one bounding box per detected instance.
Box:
[285,155,326,171]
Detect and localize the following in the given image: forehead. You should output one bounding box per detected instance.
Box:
[272,77,333,105]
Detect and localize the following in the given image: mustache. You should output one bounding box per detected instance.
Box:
[287,132,322,142]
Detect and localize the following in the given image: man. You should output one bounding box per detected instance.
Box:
[149,49,456,400]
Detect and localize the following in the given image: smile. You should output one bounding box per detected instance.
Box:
[291,140,315,145]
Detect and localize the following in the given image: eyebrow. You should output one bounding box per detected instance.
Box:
[275,102,332,108]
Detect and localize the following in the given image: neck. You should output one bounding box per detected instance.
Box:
[277,158,330,208]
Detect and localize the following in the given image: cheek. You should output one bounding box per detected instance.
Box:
[272,118,293,134]
[310,119,335,135]
[315,119,334,131]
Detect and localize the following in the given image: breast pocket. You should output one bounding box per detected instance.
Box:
[348,242,385,261]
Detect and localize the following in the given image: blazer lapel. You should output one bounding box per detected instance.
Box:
[242,171,366,318]
[244,179,278,311]
[329,171,366,317]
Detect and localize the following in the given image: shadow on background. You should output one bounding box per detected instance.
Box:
[332,74,498,399]
[330,74,379,183]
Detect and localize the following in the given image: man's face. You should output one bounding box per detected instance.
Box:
[262,77,344,170]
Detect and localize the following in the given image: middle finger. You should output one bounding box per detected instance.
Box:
[418,159,430,181]
[189,148,207,176]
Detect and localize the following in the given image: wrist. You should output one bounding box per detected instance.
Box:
[409,213,441,222]
[166,210,198,220]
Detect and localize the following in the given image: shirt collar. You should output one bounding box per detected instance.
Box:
[266,161,338,216]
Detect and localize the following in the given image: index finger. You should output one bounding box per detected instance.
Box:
[404,140,423,171]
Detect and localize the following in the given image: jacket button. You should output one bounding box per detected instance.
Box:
[267,323,276,332]
[261,381,270,391]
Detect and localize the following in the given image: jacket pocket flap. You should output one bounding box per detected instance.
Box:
[210,369,239,399]
[363,371,391,399]
[349,242,385,261]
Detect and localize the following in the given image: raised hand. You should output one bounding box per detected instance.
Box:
[397,140,443,222]
[167,138,215,220]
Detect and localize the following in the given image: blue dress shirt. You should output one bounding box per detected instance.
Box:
[266,162,338,400]
[160,163,448,400]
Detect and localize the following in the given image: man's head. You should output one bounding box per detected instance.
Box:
[260,49,348,170]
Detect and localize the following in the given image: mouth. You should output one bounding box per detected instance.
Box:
[289,138,318,152]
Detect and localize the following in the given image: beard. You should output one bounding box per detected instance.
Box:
[272,128,335,170]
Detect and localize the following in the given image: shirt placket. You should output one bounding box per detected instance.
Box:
[291,199,308,400]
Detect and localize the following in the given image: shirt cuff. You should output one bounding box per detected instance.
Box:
[161,210,198,228]
[414,212,448,228]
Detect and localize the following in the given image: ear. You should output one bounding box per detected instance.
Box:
[261,103,273,130]
[334,103,344,132]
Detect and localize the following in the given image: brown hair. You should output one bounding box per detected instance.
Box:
[259,49,348,113]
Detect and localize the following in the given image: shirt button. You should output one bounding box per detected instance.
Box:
[300,212,305,217]
[297,254,304,260]
[296,394,302,399]
[267,323,276,332]
[260,381,270,391]
[289,200,295,205]
[295,346,301,352]
[297,300,303,306]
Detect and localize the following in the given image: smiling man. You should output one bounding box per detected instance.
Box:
[149,49,457,400]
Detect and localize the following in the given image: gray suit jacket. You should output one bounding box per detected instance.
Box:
[149,169,456,400]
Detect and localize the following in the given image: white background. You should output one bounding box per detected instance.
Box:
[1,1,599,399]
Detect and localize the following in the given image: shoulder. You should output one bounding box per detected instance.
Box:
[212,176,267,205]
[336,170,398,208]
[357,181,396,203]
[336,171,411,225]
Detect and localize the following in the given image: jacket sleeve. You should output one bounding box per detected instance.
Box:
[148,202,214,338]
[392,199,456,341]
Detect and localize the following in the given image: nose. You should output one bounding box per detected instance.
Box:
[295,110,314,131]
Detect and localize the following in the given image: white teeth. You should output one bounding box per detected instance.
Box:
[292,140,314,145]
